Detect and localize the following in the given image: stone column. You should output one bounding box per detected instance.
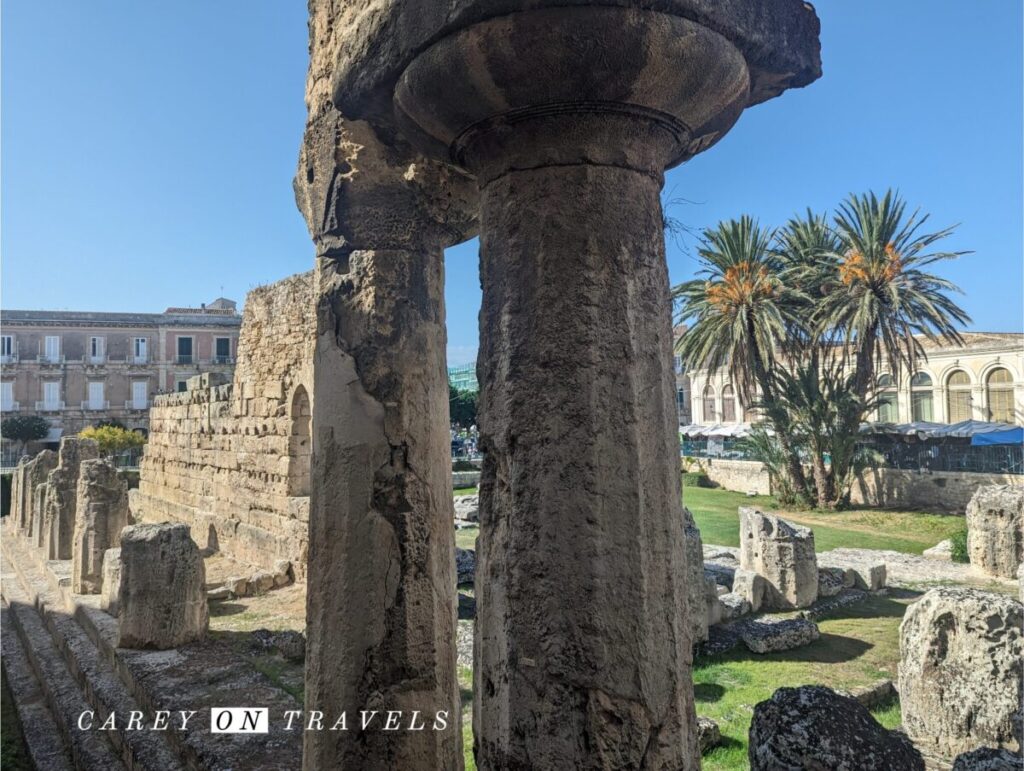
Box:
[72,459,130,594]
[296,6,477,761]
[380,6,821,767]
[42,437,99,560]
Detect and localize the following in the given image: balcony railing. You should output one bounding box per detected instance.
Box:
[124,400,148,411]
[131,355,149,364]
[212,355,235,364]
[81,401,111,411]
[37,355,65,364]
[86,355,107,364]
[0,401,19,412]
[176,355,195,365]
[35,400,65,411]
[0,354,18,364]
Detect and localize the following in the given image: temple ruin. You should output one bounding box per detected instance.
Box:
[132,271,315,577]
[294,0,822,768]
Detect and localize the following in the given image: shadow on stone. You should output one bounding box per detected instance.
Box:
[208,602,248,618]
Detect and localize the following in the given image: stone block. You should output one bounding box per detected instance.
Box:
[899,587,1022,759]
[117,523,208,649]
[453,494,479,522]
[683,507,708,643]
[741,618,819,654]
[817,566,852,597]
[966,485,1024,579]
[952,747,1022,771]
[704,576,722,628]
[922,539,953,561]
[732,567,767,611]
[697,717,721,755]
[738,507,817,609]
[718,592,750,621]
[100,548,123,617]
[72,460,130,594]
[455,548,475,586]
[818,554,886,591]
[749,686,924,770]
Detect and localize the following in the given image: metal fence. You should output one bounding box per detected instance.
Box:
[681,437,1024,475]
[861,441,1024,476]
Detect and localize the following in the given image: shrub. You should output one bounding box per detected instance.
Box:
[79,425,145,457]
[0,415,49,444]
[949,527,969,563]
[452,459,476,472]
[682,472,716,488]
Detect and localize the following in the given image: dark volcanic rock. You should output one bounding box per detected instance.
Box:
[749,685,924,770]
[952,747,1023,771]
[456,547,475,586]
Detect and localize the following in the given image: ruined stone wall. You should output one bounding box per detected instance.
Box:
[135,272,315,577]
[699,457,1023,513]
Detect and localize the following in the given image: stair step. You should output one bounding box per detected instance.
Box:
[2,544,187,771]
[0,602,75,771]
[1,567,127,771]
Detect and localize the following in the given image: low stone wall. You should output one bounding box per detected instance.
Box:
[700,459,772,496]
[690,457,1022,514]
[850,469,1023,514]
[135,272,314,577]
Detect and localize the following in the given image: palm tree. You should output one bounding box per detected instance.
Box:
[673,216,811,500]
[821,189,971,399]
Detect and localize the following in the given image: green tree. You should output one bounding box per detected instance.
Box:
[1,415,50,449]
[821,189,971,398]
[79,425,145,457]
[673,216,811,502]
[449,385,477,427]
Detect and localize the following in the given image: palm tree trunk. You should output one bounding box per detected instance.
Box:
[747,321,811,502]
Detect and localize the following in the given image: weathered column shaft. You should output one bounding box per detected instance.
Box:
[305,245,460,770]
[473,159,695,768]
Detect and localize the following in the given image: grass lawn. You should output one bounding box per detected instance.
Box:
[684,486,963,554]
[696,593,908,770]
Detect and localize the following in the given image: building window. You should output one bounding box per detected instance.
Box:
[214,337,231,364]
[44,335,61,363]
[910,372,933,422]
[721,384,737,422]
[133,337,148,363]
[89,336,106,363]
[176,380,188,393]
[987,367,1015,423]
[87,381,105,410]
[0,335,14,362]
[41,381,61,410]
[177,337,194,365]
[132,381,148,410]
[702,385,716,423]
[946,370,972,423]
[1,382,14,411]
[877,374,898,423]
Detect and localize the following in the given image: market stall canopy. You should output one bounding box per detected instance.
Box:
[680,423,758,438]
[971,427,1024,446]
[860,420,1020,440]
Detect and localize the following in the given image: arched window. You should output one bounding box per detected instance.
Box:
[877,374,898,423]
[289,386,312,496]
[721,384,736,423]
[987,368,1015,423]
[946,370,972,423]
[702,385,716,423]
[910,372,933,422]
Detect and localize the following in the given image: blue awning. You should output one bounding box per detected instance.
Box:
[971,428,1024,446]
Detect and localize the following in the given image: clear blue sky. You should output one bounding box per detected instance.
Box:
[3,1,1021,367]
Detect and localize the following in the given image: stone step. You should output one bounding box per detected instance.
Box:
[1,568,127,771]
[1,539,187,771]
[2,525,304,770]
[0,603,75,771]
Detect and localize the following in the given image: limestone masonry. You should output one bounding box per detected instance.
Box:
[133,272,315,577]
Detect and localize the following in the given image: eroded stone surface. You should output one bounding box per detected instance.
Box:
[684,506,709,643]
[456,547,475,586]
[72,460,129,594]
[100,548,122,616]
[899,587,1023,759]
[454,494,479,523]
[923,539,953,561]
[749,685,924,770]
[732,567,767,610]
[696,716,721,755]
[117,523,208,649]
[818,551,886,590]
[13,450,57,539]
[966,485,1024,579]
[952,747,1023,771]
[741,618,819,654]
[42,438,99,560]
[739,507,818,609]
